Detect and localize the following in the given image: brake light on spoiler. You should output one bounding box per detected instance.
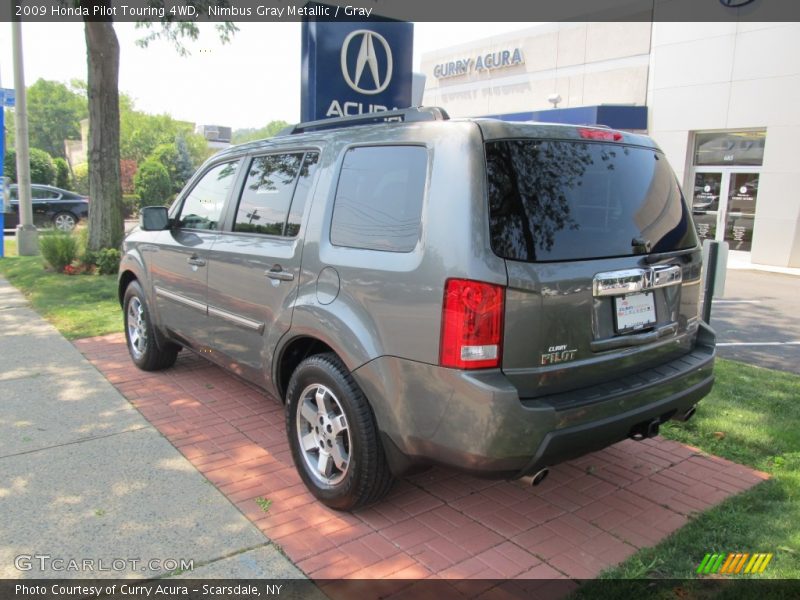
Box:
[578,128,623,142]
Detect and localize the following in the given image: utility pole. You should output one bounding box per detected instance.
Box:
[12,19,38,255]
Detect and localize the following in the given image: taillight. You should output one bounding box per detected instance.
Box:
[578,127,623,142]
[440,278,504,369]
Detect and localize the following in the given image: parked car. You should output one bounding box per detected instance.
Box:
[5,184,89,231]
[118,108,715,510]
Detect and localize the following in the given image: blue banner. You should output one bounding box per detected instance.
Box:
[301,19,413,122]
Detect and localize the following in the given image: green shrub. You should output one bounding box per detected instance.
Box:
[3,148,57,185]
[39,231,78,272]
[73,162,89,195]
[74,224,91,265]
[95,248,121,275]
[134,159,171,207]
[54,157,71,190]
[122,194,141,218]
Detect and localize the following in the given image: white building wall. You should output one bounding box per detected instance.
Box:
[647,22,800,267]
[420,22,651,117]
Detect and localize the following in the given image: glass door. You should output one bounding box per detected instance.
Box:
[724,172,759,252]
[691,172,723,243]
[690,169,760,252]
[690,129,765,254]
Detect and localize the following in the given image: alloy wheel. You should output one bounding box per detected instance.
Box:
[295,383,351,486]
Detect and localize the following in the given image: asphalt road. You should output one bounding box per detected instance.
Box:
[710,269,800,374]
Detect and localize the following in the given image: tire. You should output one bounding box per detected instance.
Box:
[123,280,180,371]
[53,212,78,232]
[286,353,394,510]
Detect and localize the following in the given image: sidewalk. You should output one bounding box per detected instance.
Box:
[0,276,302,580]
[727,250,800,276]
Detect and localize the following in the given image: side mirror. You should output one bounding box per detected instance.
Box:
[140,206,170,231]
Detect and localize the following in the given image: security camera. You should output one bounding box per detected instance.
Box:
[547,93,562,108]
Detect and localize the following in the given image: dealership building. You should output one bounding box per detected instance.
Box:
[420,22,800,268]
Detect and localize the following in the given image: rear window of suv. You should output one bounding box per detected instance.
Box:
[486,140,698,262]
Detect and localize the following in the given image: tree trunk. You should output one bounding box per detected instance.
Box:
[84,11,123,251]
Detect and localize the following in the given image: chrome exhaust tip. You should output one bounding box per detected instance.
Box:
[530,468,549,486]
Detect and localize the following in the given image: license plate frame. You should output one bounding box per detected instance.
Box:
[614,292,657,334]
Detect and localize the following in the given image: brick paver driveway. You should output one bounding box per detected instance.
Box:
[76,334,767,586]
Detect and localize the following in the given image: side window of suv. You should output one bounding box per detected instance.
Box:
[176,161,239,230]
[330,146,427,252]
[233,151,319,236]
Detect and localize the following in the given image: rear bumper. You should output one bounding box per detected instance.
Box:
[352,322,715,478]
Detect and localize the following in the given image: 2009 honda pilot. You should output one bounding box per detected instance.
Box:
[119,107,715,510]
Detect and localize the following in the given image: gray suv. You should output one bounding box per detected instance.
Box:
[119,108,715,510]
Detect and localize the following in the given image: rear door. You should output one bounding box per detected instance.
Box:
[484,136,702,402]
[206,150,320,386]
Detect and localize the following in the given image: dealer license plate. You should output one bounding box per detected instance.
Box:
[614,292,656,334]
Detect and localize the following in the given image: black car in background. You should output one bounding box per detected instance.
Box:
[4,184,89,232]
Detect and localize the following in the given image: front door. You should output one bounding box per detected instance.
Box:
[146,159,241,349]
[691,170,760,252]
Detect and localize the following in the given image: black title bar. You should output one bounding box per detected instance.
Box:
[2,0,799,23]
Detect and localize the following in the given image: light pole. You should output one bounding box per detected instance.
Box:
[12,19,38,255]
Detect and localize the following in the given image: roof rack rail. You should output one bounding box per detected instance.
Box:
[276,106,450,136]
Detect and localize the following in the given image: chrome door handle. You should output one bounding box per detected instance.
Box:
[187,255,206,267]
[266,266,294,282]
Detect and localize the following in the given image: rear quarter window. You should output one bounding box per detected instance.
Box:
[330,145,427,253]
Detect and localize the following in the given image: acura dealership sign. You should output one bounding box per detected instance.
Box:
[301,19,413,121]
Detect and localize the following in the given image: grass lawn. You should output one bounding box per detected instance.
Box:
[577,359,799,596]
[1,237,121,339]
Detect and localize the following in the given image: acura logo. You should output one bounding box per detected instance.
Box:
[340,30,393,95]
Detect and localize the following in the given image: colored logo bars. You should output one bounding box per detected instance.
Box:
[697,552,773,575]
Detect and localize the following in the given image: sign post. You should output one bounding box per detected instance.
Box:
[301,14,413,122]
[0,87,15,258]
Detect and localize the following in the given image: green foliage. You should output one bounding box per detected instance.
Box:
[232,121,290,145]
[39,231,79,272]
[134,159,172,207]
[135,16,238,57]
[2,149,14,182]
[54,157,71,190]
[73,163,89,195]
[119,94,195,164]
[149,135,195,193]
[30,149,57,185]
[25,79,87,159]
[95,248,121,275]
[255,497,273,513]
[3,148,57,185]
[122,194,141,218]
[174,135,195,188]
[184,131,214,167]
[3,108,14,149]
